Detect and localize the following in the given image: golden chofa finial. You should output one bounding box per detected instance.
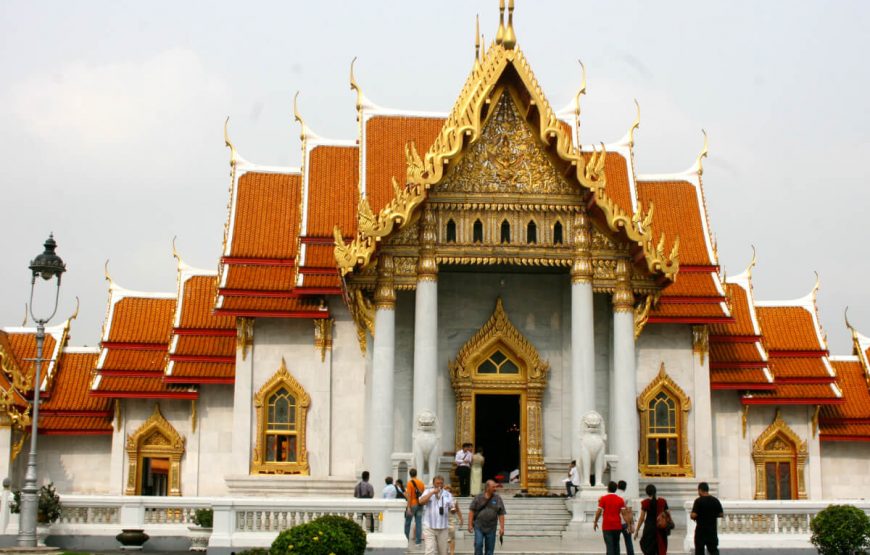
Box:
[22,304,28,326]
[496,0,505,45]
[69,296,80,321]
[628,99,641,149]
[746,244,757,277]
[474,15,481,64]
[845,306,858,337]
[224,117,237,170]
[573,59,587,147]
[104,260,114,288]
[695,129,709,175]
[293,91,307,142]
[503,0,516,49]
[350,57,363,114]
[171,236,183,266]
[812,270,821,300]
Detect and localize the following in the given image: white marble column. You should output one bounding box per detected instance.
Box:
[108,400,126,494]
[413,208,438,422]
[0,425,10,483]
[692,325,714,480]
[367,255,396,484]
[570,211,595,463]
[611,259,639,497]
[230,319,254,476]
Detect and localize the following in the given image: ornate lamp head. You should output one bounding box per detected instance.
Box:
[29,234,66,283]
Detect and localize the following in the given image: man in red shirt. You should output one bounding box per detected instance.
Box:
[593,481,627,555]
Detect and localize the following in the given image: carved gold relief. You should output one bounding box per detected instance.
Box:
[751,410,808,500]
[314,318,334,362]
[613,258,635,312]
[237,318,253,361]
[252,358,311,475]
[634,294,656,339]
[692,325,710,365]
[449,298,549,494]
[637,363,694,477]
[125,404,184,496]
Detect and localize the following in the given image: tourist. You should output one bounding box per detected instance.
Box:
[690,482,724,555]
[593,481,627,554]
[564,460,580,497]
[444,485,464,555]
[382,476,398,499]
[634,483,670,555]
[468,479,506,555]
[419,475,456,555]
[470,446,485,496]
[455,442,473,496]
[353,470,375,533]
[405,468,426,545]
[395,478,407,500]
[616,480,635,555]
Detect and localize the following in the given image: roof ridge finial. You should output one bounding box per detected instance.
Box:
[845,306,858,336]
[811,271,821,301]
[22,303,28,326]
[171,236,183,268]
[474,15,481,65]
[69,296,80,321]
[503,0,516,49]
[223,116,237,171]
[695,129,709,175]
[573,59,587,148]
[293,91,307,142]
[496,0,505,45]
[628,99,641,148]
[350,57,363,114]
[746,244,757,279]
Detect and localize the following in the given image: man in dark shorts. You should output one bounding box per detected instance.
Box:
[691,481,724,554]
[468,480,506,555]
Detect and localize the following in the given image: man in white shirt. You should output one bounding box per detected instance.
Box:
[564,460,580,497]
[418,475,455,555]
[616,479,635,555]
[454,443,473,496]
[382,476,398,499]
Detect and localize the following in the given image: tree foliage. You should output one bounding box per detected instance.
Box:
[810,504,870,555]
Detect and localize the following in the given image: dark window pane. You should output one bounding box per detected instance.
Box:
[648,438,657,464]
[765,462,778,499]
[473,220,483,243]
[287,435,298,462]
[657,438,668,465]
[553,222,563,244]
[490,351,507,364]
[527,221,537,244]
[779,463,792,499]
[478,360,498,374]
[500,220,511,244]
[446,220,456,243]
[266,435,277,462]
[667,438,678,465]
[501,360,519,374]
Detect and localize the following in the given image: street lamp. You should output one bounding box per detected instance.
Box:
[17,234,65,547]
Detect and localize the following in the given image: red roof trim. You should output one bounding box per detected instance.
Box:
[301,236,342,245]
[711,383,777,390]
[40,430,113,436]
[164,376,235,385]
[709,335,761,344]
[293,287,342,296]
[659,296,727,305]
[99,370,163,378]
[169,354,235,364]
[710,361,768,369]
[173,329,236,337]
[90,391,199,400]
[219,289,301,299]
[215,309,330,319]
[768,350,830,358]
[40,410,113,417]
[298,267,338,275]
[101,342,166,351]
[819,434,870,442]
[742,397,844,406]
[776,377,835,385]
[678,265,720,273]
[648,316,735,324]
[221,257,295,266]
[820,418,870,425]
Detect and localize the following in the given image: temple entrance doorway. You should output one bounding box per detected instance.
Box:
[474,393,521,485]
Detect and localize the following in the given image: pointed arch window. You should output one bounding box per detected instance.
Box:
[553,221,563,245]
[637,363,693,477]
[253,359,311,475]
[477,349,520,375]
[500,220,511,244]
[473,219,484,243]
[446,219,457,243]
[125,404,184,496]
[526,221,537,244]
[752,411,808,499]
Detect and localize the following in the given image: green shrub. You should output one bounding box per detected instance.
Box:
[810,504,870,555]
[10,483,63,524]
[234,549,269,555]
[269,514,365,555]
[193,508,213,528]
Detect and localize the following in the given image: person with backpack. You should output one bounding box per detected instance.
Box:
[405,467,426,546]
[353,470,375,533]
[634,483,672,555]
[468,480,506,555]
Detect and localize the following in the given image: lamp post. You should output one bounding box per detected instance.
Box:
[17,234,65,547]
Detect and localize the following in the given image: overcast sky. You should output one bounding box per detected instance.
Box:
[1,1,868,353]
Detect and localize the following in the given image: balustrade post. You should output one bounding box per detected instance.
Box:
[209,501,234,550]
[119,500,145,527]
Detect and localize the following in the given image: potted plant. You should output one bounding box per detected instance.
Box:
[188,507,213,552]
[10,482,63,546]
[810,504,870,555]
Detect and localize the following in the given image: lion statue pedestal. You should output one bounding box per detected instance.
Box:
[577,410,607,488]
[412,410,440,485]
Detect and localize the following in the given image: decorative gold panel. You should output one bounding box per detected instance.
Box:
[751,410,808,500]
[252,358,311,475]
[449,298,549,494]
[637,363,693,477]
[125,404,185,496]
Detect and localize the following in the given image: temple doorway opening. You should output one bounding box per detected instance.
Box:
[474,393,521,484]
[140,457,169,496]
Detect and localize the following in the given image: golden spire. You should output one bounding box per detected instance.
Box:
[223,117,237,170]
[845,306,858,340]
[628,99,641,149]
[573,59,587,148]
[503,0,516,49]
[696,129,709,175]
[496,0,505,45]
[811,271,821,302]
[745,244,757,281]
[350,57,363,114]
[474,15,481,64]
[171,236,183,267]
[69,296,80,321]
[104,260,114,288]
[293,91,306,142]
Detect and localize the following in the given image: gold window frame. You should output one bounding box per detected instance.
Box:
[637,363,693,477]
[752,410,807,499]
[125,404,184,496]
[252,358,310,475]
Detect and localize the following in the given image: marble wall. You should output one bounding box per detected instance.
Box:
[37,435,113,494]
[820,441,870,498]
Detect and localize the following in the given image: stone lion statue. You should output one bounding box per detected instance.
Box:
[578,410,607,488]
[412,410,441,484]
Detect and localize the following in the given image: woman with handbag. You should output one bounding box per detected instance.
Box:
[633,483,672,554]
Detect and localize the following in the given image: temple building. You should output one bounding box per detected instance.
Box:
[3,3,870,526]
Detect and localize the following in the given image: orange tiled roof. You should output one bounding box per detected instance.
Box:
[176,275,235,330]
[173,336,235,357]
[301,244,343,270]
[42,351,110,413]
[711,283,758,337]
[100,350,166,372]
[92,375,196,398]
[228,172,301,259]
[756,306,825,352]
[166,362,234,383]
[39,415,112,434]
[104,297,175,344]
[709,368,773,387]
[5,330,60,390]
[221,266,296,291]
[306,146,359,238]
[745,383,841,403]
[660,272,723,298]
[767,358,834,380]
[365,115,444,212]
[710,342,766,364]
[819,422,870,439]
[219,295,325,314]
[298,274,342,289]
[636,180,713,266]
[823,360,870,421]
[649,302,729,319]
[599,152,633,217]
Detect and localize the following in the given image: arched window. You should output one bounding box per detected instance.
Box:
[752,411,808,499]
[253,359,311,475]
[500,220,511,244]
[446,219,457,243]
[526,221,537,244]
[477,349,520,375]
[473,219,484,243]
[553,221,563,244]
[637,363,693,476]
[125,404,184,496]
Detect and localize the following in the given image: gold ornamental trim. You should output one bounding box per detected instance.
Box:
[637,363,693,478]
[314,318,334,362]
[449,298,549,494]
[335,27,679,281]
[751,409,808,500]
[125,404,184,496]
[252,358,311,475]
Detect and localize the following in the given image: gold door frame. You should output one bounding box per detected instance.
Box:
[125,404,184,496]
[449,299,549,494]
